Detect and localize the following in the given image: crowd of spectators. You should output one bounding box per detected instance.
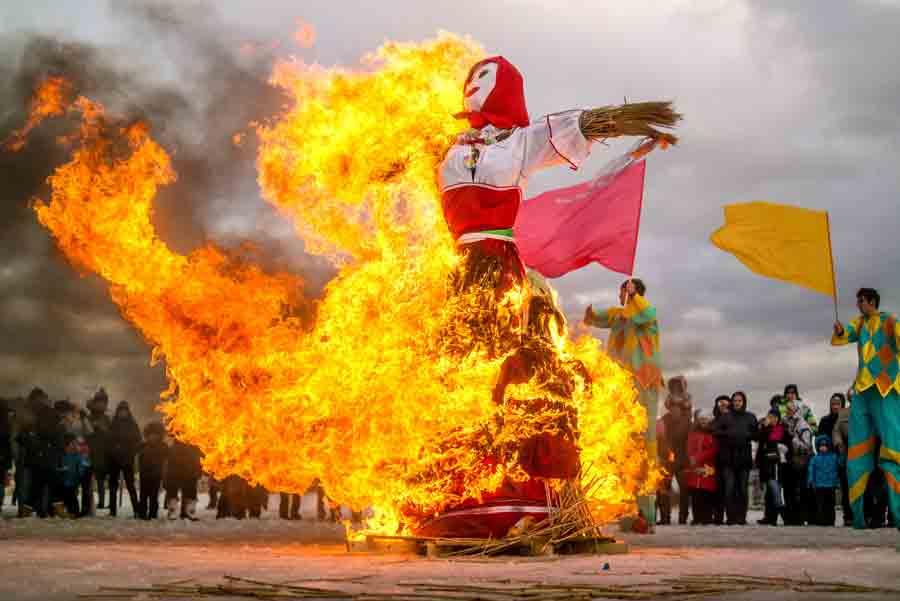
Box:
[657,378,893,528]
[0,387,328,521]
[2,380,893,529]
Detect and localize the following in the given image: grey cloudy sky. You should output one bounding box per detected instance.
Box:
[1,0,898,422]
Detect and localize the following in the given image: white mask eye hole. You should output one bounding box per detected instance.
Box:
[478,69,489,79]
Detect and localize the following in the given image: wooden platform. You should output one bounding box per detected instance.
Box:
[352,534,628,557]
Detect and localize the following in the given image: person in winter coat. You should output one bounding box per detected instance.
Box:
[711,395,731,524]
[60,402,94,517]
[13,391,37,515]
[0,400,12,509]
[86,389,112,510]
[56,433,88,518]
[776,385,818,434]
[782,400,814,525]
[107,401,142,517]
[818,394,844,447]
[685,409,719,525]
[756,406,789,525]
[217,475,252,519]
[713,391,757,525]
[657,376,692,525]
[206,475,220,510]
[807,434,840,526]
[138,422,168,520]
[831,393,852,525]
[249,483,269,518]
[165,439,203,519]
[280,492,302,520]
[20,390,64,518]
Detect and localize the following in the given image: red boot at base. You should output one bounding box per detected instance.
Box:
[412,57,674,539]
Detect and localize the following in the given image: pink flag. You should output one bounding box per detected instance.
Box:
[514,159,646,278]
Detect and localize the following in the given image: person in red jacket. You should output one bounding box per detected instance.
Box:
[686,409,719,525]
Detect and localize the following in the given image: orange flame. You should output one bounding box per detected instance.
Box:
[25,33,651,533]
[3,76,71,151]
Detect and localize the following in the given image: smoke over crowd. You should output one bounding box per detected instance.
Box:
[0,1,331,419]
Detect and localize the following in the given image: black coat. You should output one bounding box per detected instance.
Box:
[166,440,203,483]
[755,422,788,482]
[139,440,169,480]
[818,413,839,443]
[108,415,142,467]
[713,408,758,471]
[87,412,112,473]
[21,403,64,470]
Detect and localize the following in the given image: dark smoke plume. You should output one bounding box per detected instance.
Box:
[0,1,331,419]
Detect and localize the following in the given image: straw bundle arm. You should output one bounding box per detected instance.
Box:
[579,101,681,147]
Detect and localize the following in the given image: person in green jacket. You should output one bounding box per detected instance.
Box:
[584,278,663,531]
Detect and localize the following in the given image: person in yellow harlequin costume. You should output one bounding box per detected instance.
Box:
[831,287,900,529]
[584,278,663,531]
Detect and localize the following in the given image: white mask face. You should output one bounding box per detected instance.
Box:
[463,62,498,113]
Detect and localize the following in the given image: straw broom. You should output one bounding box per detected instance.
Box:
[579,101,681,146]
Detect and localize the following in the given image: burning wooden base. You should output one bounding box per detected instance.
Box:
[352,534,628,557]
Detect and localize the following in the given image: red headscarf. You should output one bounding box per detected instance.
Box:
[456,56,530,130]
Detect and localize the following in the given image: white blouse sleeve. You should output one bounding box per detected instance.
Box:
[519,109,592,177]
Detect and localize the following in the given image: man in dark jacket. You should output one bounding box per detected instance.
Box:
[138,422,168,520]
[713,391,758,525]
[108,401,142,517]
[86,389,112,510]
[20,389,64,518]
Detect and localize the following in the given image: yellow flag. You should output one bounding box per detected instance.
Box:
[710,202,836,296]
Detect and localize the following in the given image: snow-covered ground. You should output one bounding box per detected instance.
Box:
[1,494,898,600]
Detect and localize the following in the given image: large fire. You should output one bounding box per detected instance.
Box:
[23,33,651,534]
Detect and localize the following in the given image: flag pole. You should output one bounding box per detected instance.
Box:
[825,211,839,323]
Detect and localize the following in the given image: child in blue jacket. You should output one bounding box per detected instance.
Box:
[57,433,89,518]
[807,434,840,526]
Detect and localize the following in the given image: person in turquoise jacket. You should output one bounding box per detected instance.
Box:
[831,287,900,529]
[584,278,663,531]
